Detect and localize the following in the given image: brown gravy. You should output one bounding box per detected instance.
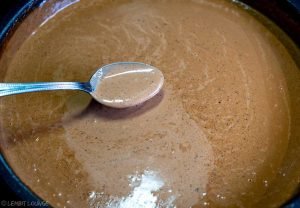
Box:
[0,0,300,207]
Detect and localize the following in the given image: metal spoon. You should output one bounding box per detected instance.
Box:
[0,62,164,108]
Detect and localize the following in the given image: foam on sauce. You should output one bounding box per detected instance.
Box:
[0,0,300,207]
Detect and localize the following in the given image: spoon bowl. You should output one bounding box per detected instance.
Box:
[90,62,164,108]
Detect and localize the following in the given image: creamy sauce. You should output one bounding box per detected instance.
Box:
[92,62,164,108]
[0,0,300,207]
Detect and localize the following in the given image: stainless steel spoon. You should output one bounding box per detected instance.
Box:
[0,62,164,108]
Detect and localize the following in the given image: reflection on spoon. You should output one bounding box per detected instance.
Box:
[0,62,164,108]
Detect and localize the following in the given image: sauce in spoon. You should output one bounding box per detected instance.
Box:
[90,62,164,108]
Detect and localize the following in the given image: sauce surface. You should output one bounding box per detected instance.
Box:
[0,0,300,207]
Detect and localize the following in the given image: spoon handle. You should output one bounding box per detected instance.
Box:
[0,82,91,97]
